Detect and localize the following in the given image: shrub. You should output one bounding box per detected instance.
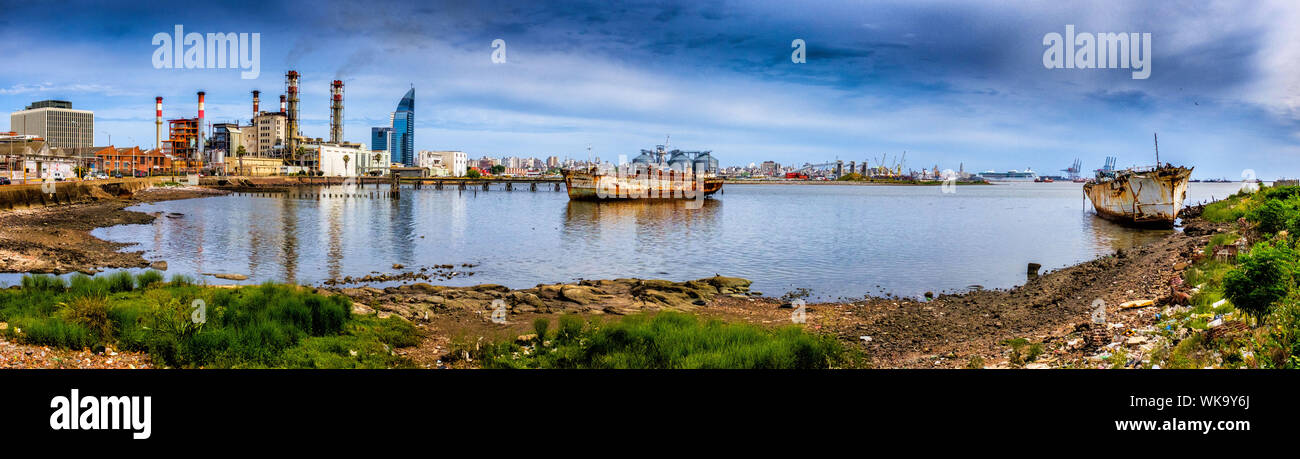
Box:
[532,318,550,343]
[105,270,136,293]
[1247,195,1300,235]
[1224,241,1299,321]
[485,312,845,369]
[136,270,165,288]
[21,274,66,292]
[57,295,113,341]
[168,274,195,287]
[10,317,96,349]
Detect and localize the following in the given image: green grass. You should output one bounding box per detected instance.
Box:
[0,271,421,368]
[467,312,858,369]
[1148,185,1300,368]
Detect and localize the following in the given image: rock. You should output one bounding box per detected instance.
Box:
[149,261,168,271]
[704,276,751,294]
[350,303,374,315]
[1173,262,1189,270]
[1126,336,1148,345]
[508,291,546,309]
[208,273,248,281]
[515,334,538,344]
[560,285,598,304]
[392,263,404,270]
[408,283,448,293]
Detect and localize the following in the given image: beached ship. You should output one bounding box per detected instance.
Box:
[1084,164,1192,227]
[563,142,723,201]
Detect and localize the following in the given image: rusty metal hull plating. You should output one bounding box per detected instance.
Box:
[1083,166,1192,227]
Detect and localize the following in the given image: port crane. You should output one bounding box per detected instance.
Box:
[1061,158,1082,180]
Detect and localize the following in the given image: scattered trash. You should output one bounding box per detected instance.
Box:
[1120,299,1155,309]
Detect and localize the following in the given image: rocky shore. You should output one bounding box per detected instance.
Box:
[1,181,1215,369]
[0,186,228,274]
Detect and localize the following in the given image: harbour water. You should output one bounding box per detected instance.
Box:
[11,181,1247,300]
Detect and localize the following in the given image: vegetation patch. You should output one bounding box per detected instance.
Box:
[456,312,859,369]
[0,271,420,368]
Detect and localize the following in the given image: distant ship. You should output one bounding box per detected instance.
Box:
[563,142,723,201]
[978,168,1039,182]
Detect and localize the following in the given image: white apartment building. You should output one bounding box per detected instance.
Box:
[417,150,467,177]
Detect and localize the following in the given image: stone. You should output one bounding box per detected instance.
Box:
[149,260,168,271]
[516,334,538,343]
[392,263,404,270]
[560,285,598,304]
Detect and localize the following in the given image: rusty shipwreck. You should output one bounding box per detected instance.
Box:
[563,142,723,201]
[1083,163,1192,227]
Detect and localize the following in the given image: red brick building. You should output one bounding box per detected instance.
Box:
[95,146,172,176]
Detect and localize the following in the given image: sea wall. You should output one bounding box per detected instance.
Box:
[0,177,163,211]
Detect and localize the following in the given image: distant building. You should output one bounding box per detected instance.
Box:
[417,150,467,177]
[96,146,171,177]
[9,100,93,148]
[311,143,367,177]
[390,89,414,166]
[250,112,287,156]
[361,148,390,176]
[370,127,393,155]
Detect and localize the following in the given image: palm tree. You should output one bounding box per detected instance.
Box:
[235,145,247,176]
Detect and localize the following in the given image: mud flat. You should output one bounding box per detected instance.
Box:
[322,213,1213,369]
[0,186,228,274]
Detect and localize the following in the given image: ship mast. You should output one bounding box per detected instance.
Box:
[1153,132,1159,166]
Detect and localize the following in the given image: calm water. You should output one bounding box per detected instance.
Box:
[9,182,1248,299]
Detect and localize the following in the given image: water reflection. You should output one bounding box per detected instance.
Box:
[70,182,1248,299]
[1087,214,1170,253]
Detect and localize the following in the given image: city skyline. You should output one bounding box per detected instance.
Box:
[1,1,1298,178]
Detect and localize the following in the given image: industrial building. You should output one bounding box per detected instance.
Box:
[9,100,94,148]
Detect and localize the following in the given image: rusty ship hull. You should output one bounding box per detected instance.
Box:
[1083,166,1192,227]
[563,169,723,201]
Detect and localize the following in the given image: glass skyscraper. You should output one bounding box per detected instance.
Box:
[391,89,414,166]
[371,127,393,152]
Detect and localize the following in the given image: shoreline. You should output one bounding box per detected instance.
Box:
[723,179,995,186]
[0,186,229,275]
[1,183,1211,369]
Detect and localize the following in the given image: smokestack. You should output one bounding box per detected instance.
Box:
[330,80,343,144]
[279,94,286,113]
[155,96,163,151]
[252,90,260,115]
[285,71,300,159]
[197,91,206,156]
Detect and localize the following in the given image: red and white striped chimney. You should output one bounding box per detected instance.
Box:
[155,96,163,151]
[279,94,286,113]
[252,90,260,115]
[197,91,206,155]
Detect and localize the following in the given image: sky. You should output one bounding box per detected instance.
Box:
[1,0,1298,178]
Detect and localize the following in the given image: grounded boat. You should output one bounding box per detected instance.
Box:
[1084,164,1192,227]
[563,168,723,200]
[563,143,723,201]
